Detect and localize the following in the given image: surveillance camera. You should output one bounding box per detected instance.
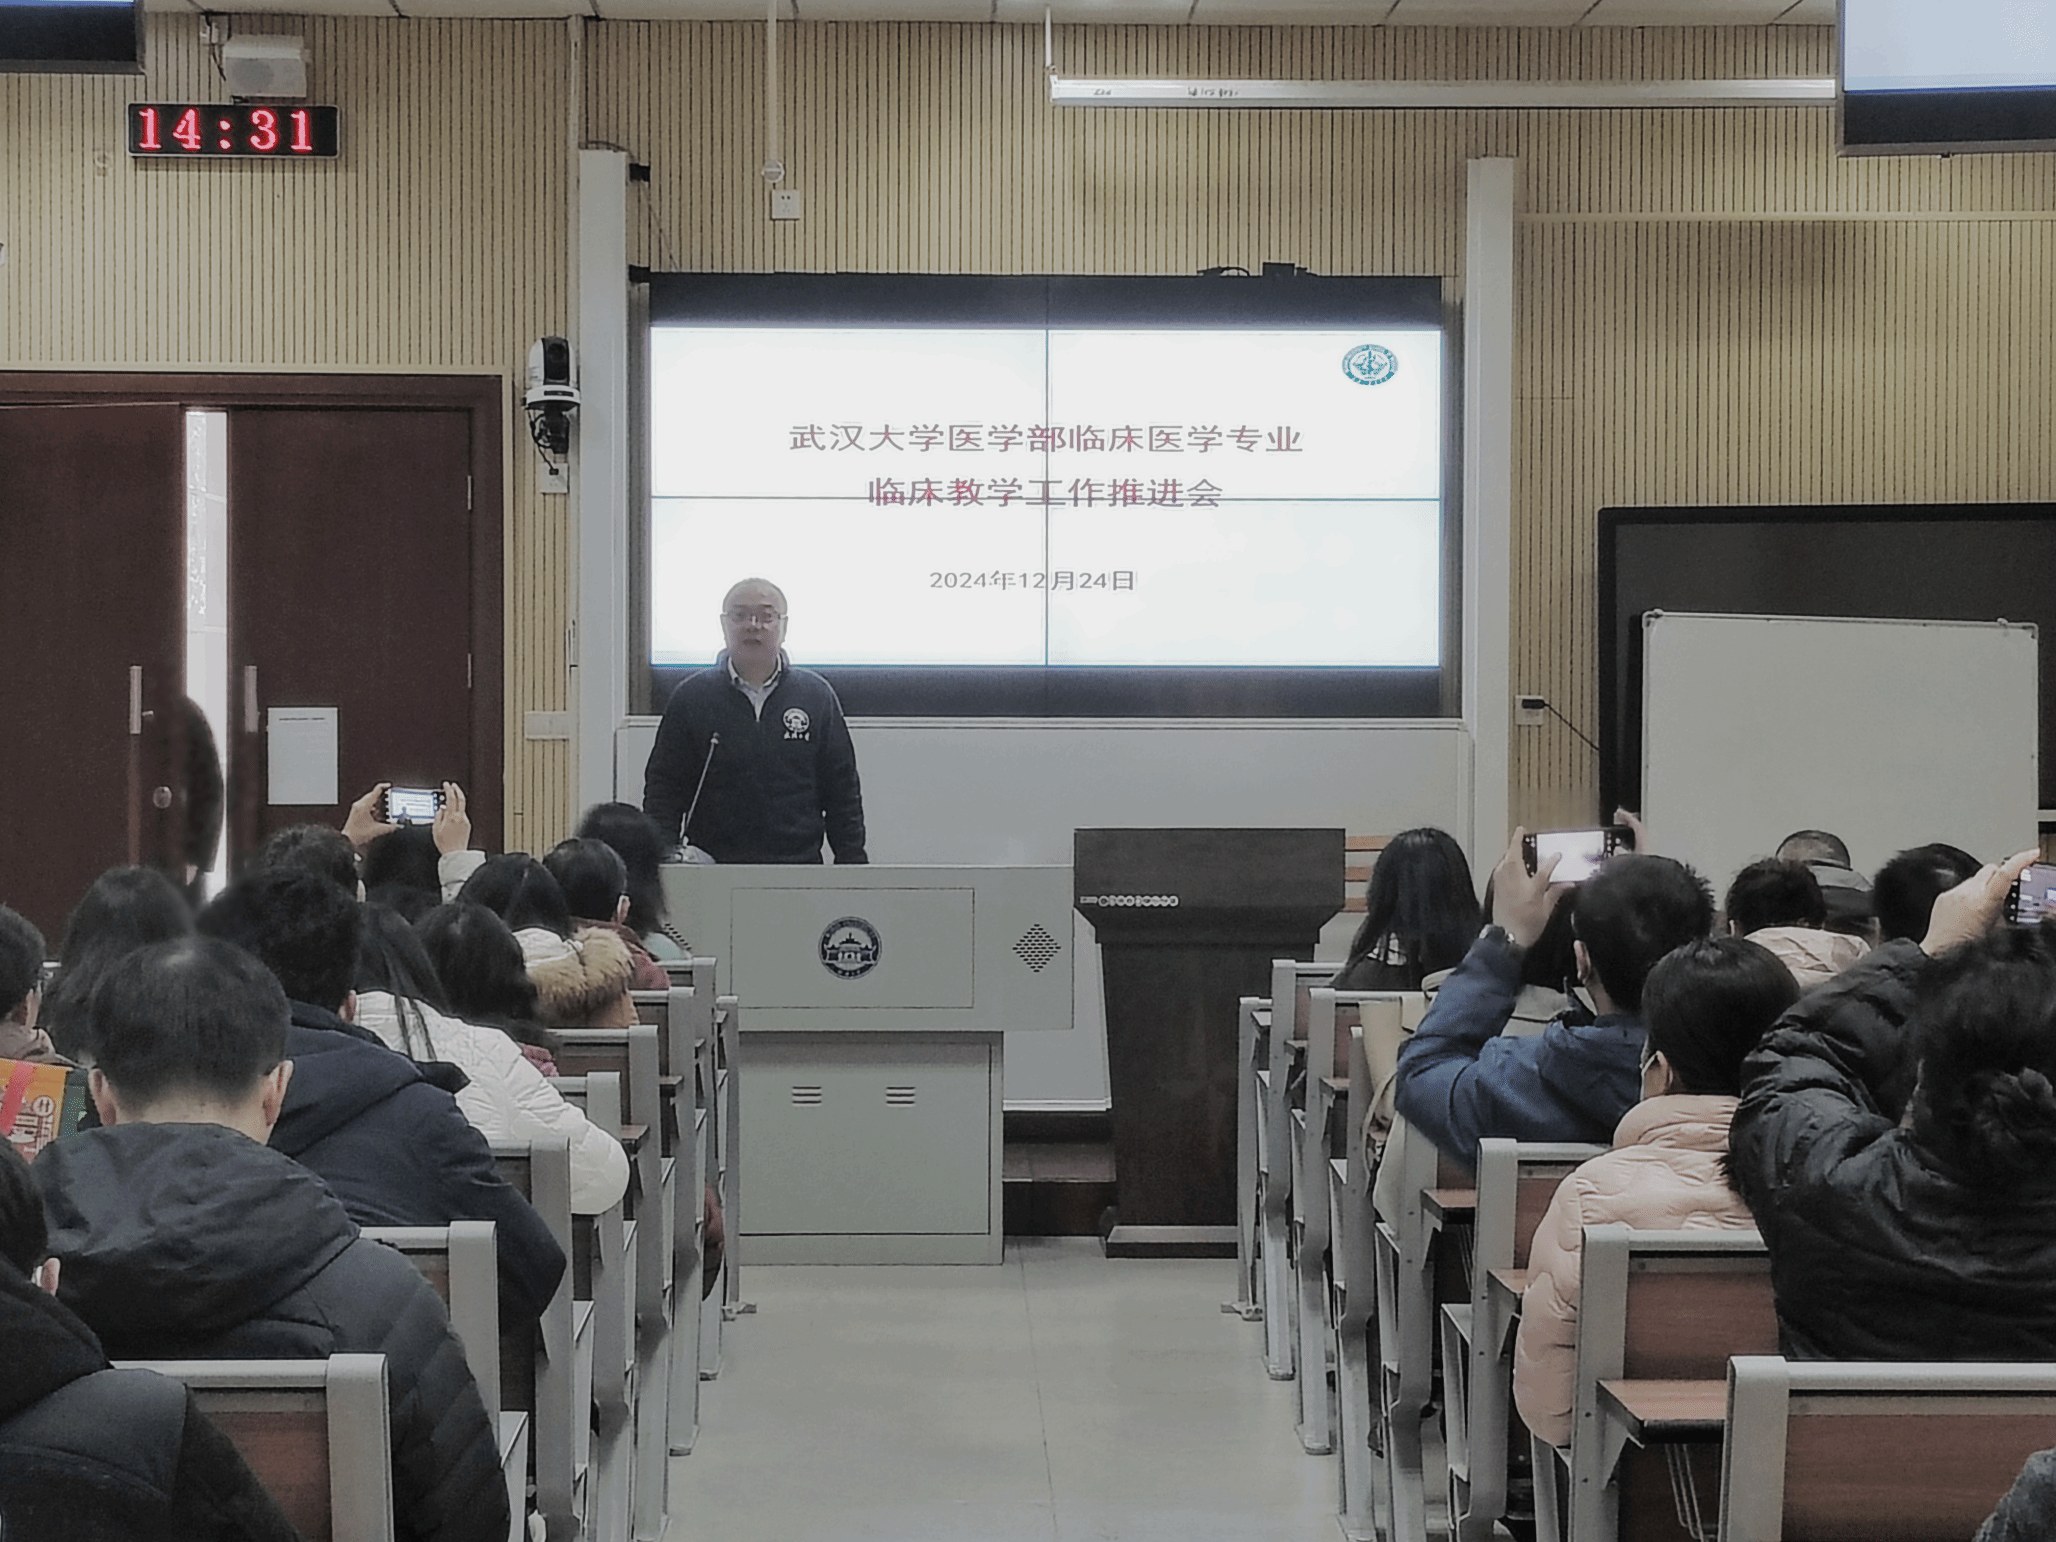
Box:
[524,337,578,457]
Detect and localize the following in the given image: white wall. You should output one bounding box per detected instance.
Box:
[618,716,1473,1107]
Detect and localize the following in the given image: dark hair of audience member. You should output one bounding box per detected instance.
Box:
[1339,827,1480,987]
[247,822,358,894]
[577,802,673,937]
[1776,829,1852,868]
[198,868,361,1013]
[1873,843,1982,944]
[361,824,442,901]
[0,1137,47,1276]
[414,901,551,1049]
[460,853,576,940]
[1910,925,2056,1184]
[355,904,457,1062]
[87,937,289,1108]
[1519,892,1584,995]
[41,867,196,1060]
[543,838,630,927]
[1572,854,1715,1015]
[0,908,44,1025]
[366,882,438,925]
[1724,858,1826,936]
[1643,936,1798,1102]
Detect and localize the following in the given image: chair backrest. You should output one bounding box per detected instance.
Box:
[117,1355,394,1542]
[1719,1357,2056,1542]
[362,1221,501,1412]
[1472,1138,1607,1282]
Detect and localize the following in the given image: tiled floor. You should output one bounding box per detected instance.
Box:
[666,1237,1342,1542]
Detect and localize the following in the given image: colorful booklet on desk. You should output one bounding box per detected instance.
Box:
[0,1059,89,1160]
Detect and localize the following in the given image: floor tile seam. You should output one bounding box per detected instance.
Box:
[1014,1242,1065,1542]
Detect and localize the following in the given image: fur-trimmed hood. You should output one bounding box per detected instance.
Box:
[515,925,636,1028]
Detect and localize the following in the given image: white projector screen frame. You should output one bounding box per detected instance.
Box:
[1640,612,2039,901]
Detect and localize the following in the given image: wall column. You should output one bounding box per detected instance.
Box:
[573,146,631,821]
[1462,157,1517,863]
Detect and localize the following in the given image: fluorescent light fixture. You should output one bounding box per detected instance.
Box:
[1049,77,1836,109]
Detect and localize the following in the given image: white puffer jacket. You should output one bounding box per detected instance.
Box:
[1511,1095,1754,1448]
[352,990,630,1216]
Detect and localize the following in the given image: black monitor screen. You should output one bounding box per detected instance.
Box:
[0,0,143,73]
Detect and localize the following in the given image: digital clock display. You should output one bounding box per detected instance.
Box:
[127,103,339,158]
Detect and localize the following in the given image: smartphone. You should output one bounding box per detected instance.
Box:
[1524,825,1631,884]
[2006,862,2056,925]
[384,785,444,825]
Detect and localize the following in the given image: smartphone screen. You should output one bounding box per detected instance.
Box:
[385,785,442,825]
[1527,827,1626,884]
[2009,862,2056,925]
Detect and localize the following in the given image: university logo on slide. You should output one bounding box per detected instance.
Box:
[782,707,812,740]
[820,917,882,979]
[1342,344,1398,386]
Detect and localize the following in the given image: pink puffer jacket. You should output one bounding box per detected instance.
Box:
[1511,1095,1755,1448]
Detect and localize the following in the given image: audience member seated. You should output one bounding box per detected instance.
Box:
[414,901,560,1074]
[1393,831,1714,1168]
[1776,827,1876,938]
[0,1136,299,1542]
[355,782,486,916]
[1874,841,1983,943]
[1978,1448,2056,1542]
[460,855,636,1029]
[249,821,362,894]
[38,866,196,1063]
[199,869,565,1329]
[1729,849,2056,1362]
[35,938,508,1542]
[577,801,691,960]
[1724,857,1868,990]
[1329,826,1480,992]
[0,907,65,1067]
[1511,936,1798,1447]
[544,837,669,991]
[355,905,629,1214]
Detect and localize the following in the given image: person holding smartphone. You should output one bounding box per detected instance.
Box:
[1392,814,1716,1169]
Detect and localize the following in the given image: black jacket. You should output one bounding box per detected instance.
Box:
[1729,944,2056,1362]
[274,1001,565,1328]
[0,1265,300,1542]
[37,1123,507,1542]
[643,651,867,864]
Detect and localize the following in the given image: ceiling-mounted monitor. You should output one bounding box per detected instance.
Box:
[1840,0,2056,155]
[0,0,144,74]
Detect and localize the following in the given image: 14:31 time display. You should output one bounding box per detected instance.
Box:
[127,103,341,159]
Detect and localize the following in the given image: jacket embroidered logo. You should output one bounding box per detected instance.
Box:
[782,707,811,739]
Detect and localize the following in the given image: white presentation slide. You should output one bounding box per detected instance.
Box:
[649,323,1444,670]
[1844,0,2056,92]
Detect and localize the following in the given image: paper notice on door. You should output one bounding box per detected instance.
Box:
[268,707,339,806]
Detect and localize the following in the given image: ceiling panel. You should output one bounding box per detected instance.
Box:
[803,0,991,18]
[403,0,596,18]
[1188,0,1398,21]
[996,0,1199,22]
[1774,0,1833,20]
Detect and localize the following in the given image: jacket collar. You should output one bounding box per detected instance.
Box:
[720,648,786,694]
[1613,1093,1738,1152]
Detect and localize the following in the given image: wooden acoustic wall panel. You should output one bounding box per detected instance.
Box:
[0,14,573,852]
[14,17,2056,840]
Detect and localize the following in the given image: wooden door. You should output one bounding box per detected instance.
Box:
[228,408,491,859]
[0,405,185,942]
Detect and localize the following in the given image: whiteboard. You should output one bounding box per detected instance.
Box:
[1641,613,2039,904]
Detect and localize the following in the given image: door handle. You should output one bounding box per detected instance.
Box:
[244,665,260,733]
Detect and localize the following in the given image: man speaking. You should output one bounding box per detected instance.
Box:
[643,577,868,865]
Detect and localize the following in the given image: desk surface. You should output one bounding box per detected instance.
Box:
[1598,1379,1725,1444]
[1487,1268,1529,1314]
[1424,1187,1478,1224]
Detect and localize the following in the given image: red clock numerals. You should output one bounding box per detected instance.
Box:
[248,108,279,153]
[171,108,202,152]
[136,105,161,151]
[290,109,314,154]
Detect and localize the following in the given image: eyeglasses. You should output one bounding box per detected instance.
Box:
[723,607,786,628]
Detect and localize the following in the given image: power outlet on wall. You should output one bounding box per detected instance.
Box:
[537,458,568,496]
[1514,694,1548,726]
[770,188,802,222]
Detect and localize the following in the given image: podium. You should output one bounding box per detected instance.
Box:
[1074,829,1344,1258]
[661,863,1073,1264]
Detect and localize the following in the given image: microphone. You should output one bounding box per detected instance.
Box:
[679,732,720,851]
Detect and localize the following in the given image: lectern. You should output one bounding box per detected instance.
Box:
[1075,828,1344,1257]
